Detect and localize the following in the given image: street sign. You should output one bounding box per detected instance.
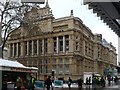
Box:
[21,0,45,4]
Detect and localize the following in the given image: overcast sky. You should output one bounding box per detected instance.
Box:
[48,0,118,52]
[1,0,118,53]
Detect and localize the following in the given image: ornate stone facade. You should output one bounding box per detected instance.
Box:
[7,5,117,80]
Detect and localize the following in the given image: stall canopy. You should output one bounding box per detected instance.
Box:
[0,58,38,73]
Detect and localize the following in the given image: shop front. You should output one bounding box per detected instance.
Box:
[0,58,38,90]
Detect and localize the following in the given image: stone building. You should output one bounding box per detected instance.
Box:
[7,4,117,80]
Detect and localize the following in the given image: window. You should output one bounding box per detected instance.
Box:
[29,40,32,55]
[59,65,63,72]
[34,40,37,55]
[14,43,17,56]
[39,40,42,54]
[44,39,47,53]
[40,65,42,73]
[53,59,56,64]
[53,37,57,52]
[52,65,56,71]
[64,64,69,73]
[18,42,21,56]
[65,35,69,51]
[76,42,79,50]
[64,58,69,64]
[25,41,27,55]
[59,58,63,64]
[59,36,63,52]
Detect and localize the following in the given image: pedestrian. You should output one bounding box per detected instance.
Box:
[86,77,89,88]
[88,76,91,88]
[100,76,105,87]
[68,77,72,90]
[31,76,36,90]
[114,76,118,84]
[16,76,22,90]
[26,74,32,90]
[45,76,53,90]
[107,75,111,86]
[77,78,83,90]
[92,77,97,90]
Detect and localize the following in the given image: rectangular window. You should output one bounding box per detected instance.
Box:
[59,36,63,51]
[52,65,56,71]
[44,39,47,53]
[76,42,79,50]
[39,40,42,54]
[59,58,63,64]
[64,64,69,74]
[65,35,69,51]
[59,65,63,72]
[25,41,27,55]
[29,40,32,55]
[64,58,69,64]
[34,40,37,55]
[40,65,42,73]
[18,42,21,56]
[53,58,56,64]
[53,37,57,52]
[14,43,17,56]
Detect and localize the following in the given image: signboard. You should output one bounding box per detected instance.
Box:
[83,72,92,84]
[54,80,63,88]
[34,81,44,89]
[21,0,45,3]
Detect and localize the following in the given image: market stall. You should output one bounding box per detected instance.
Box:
[0,58,38,90]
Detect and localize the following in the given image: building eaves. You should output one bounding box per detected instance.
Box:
[84,1,120,37]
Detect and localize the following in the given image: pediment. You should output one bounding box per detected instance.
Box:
[22,24,43,37]
[8,28,21,40]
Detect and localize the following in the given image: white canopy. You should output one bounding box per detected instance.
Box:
[0,58,38,72]
[0,58,26,68]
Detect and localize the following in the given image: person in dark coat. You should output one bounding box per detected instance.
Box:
[45,76,53,90]
[100,76,105,87]
[77,78,83,90]
[68,77,72,90]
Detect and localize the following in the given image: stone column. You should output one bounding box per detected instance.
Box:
[8,44,11,57]
[16,43,19,57]
[21,42,25,56]
[32,40,34,55]
[27,41,29,55]
[12,43,15,57]
[63,36,65,52]
[37,40,39,55]
[57,37,59,53]
[42,39,44,54]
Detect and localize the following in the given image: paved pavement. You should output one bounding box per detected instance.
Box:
[34,80,120,90]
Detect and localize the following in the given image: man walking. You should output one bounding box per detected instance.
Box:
[68,77,72,90]
[45,76,53,90]
[77,78,83,90]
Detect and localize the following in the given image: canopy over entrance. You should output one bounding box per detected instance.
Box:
[0,58,38,73]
